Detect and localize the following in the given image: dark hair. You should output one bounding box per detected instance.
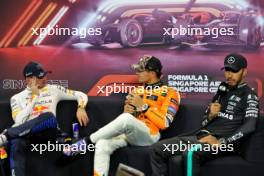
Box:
[147,70,162,78]
[145,56,162,78]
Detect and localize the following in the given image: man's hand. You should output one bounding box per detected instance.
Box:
[123,104,136,114]
[29,77,40,95]
[198,135,220,146]
[76,108,89,127]
[208,103,221,119]
[126,93,145,109]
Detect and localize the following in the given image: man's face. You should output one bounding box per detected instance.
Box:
[26,76,47,88]
[136,70,152,83]
[224,68,247,87]
[37,76,47,88]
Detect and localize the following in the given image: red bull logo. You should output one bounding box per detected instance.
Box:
[32,105,49,116]
[33,105,49,112]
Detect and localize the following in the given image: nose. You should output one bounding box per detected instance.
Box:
[226,71,232,79]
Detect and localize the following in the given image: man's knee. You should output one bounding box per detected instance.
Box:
[39,112,56,119]
[31,113,57,133]
[117,113,136,127]
[150,140,167,157]
[95,139,115,155]
[151,137,184,157]
[118,113,134,121]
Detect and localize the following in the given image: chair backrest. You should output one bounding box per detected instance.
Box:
[161,99,208,139]
[2,97,264,164]
[240,116,264,163]
[56,97,124,136]
[0,102,13,132]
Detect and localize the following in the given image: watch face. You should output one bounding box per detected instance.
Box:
[219,138,226,144]
[142,104,149,111]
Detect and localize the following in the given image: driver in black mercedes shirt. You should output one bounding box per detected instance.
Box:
[150,53,259,176]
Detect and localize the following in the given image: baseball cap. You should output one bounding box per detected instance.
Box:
[131,55,162,73]
[221,53,247,72]
[23,61,51,78]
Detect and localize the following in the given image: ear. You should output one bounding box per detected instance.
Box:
[242,68,247,77]
[25,77,30,84]
[150,71,157,78]
[26,77,33,86]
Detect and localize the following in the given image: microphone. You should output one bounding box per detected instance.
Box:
[212,82,229,103]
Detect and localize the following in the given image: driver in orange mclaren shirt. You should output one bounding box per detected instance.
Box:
[64,55,181,176]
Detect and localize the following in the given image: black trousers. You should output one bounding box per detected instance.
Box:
[5,112,57,176]
[150,135,229,176]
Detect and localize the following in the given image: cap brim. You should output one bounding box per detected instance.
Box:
[131,64,144,72]
[24,73,33,77]
[37,71,52,78]
[221,65,240,72]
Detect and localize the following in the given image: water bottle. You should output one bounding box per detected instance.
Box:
[72,123,79,139]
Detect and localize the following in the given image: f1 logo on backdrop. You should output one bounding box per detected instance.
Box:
[87,74,263,98]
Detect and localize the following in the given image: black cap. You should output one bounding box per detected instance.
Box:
[131,55,162,73]
[221,53,247,72]
[23,61,51,78]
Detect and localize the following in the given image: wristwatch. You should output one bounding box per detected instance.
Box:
[218,138,226,145]
[138,104,149,112]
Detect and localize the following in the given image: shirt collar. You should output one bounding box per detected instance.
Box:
[144,81,164,89]
[237,82,247,88]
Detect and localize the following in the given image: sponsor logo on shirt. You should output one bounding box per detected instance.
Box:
[218,112,233,120]
[146,95,158,101]
[168,106,177,115]
[170,98,178,105]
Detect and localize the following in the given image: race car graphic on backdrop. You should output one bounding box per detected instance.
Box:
[75,0,263,49]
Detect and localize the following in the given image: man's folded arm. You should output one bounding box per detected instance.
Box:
[145,89,180,129]
[54,85,88,108]
[10,96,37,125]
[220,93,259,144]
